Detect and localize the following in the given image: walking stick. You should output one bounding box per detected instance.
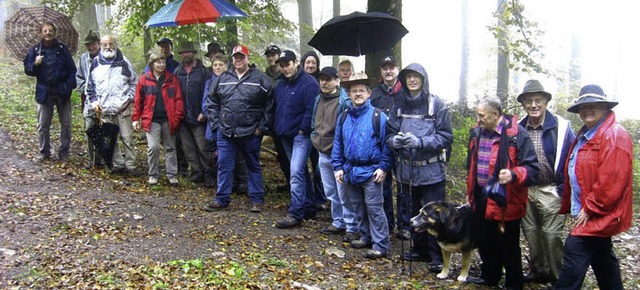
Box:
[407,148,416,276]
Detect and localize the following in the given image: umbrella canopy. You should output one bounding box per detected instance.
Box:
[3,7,78,60]
[308,11,408,56]
[145,0,247,28]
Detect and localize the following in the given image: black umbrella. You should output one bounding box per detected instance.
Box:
[85,111,119,169]
[308,11,408,56]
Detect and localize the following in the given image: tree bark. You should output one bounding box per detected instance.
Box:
[332,0,340,67]
[458,0,469,109]
[366,0,402,80]
[496,0,509,101]
[74,4,100,44]
[298,0,313,54]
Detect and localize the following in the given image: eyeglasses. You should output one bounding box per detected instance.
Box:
[523,98,545,106]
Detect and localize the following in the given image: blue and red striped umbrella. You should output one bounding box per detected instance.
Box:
[145,0,247,28]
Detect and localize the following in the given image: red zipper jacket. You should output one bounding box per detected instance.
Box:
[560,112,633,237]
[132,71,184,134]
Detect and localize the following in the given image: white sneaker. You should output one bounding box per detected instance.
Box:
[168,177,179,186]
[148,176,158,185]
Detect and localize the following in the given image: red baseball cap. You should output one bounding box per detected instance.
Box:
[232,45,249,57]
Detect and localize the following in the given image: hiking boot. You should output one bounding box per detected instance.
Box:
[319,225,346,235]
[204,176,216,188]
[364,249,386,259]
[168,177,179,186]
[203,201,228,212]
[37,154,51,163]
[110,166,126,174]
[127,168,143,177]
[148,176,158,185]
[396,229,411,240]
[342,232,360,243]
[249,203,263,213]
[190,172,204,183]
[428,260,444,273]
[276,215,302,229]
[350,238,372,249]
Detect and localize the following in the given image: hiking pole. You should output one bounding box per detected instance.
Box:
[396,151,406,272]
[407,148,416,277]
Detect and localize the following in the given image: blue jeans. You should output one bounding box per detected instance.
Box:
[556,235,623,290]
[318,152,348,230]
[345,177,390,253]
[215,132,264,206]
[281,134,313,220]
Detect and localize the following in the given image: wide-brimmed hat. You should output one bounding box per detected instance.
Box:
[567,84,618,113]
[205,42,225,57]
[341,72,377,89]
[177,42,198,54]
[82,30,100,44]
[517,80,552,103]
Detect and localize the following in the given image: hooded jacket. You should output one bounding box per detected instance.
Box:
[301,51,321,80]
[559,112,633,237]
[311,86,350,154]
[132,71,184,134]
[174,59,212,125]
[86,49,138,116]
[519,111,575,196]
[273,66,320,137]
[331,100,391,185]
[23,40,77,104]
[205,66,274,138]
[385,63,453,186]
[466,115,540,221]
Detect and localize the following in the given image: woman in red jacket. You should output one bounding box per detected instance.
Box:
[556,85,633,290]
[132,50,184,185]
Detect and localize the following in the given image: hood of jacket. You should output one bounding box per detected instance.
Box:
[301,51,320,78]
[399,63,429,97]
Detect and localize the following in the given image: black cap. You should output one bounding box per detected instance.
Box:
[156,38,173,47]
[275,50,296,64]
[264,45,281,55]
[205,42,225,57]
[379,55,397,67]
[318,66,338,79]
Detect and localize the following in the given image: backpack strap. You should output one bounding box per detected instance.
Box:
[340,107,382,137]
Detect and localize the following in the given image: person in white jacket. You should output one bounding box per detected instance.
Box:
[86,35,139,175]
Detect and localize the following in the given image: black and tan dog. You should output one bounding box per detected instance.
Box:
[410,200,476,282]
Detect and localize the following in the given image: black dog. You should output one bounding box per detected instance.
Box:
[410,201,476,282]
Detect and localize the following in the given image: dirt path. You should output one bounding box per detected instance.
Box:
[1,127,638,289]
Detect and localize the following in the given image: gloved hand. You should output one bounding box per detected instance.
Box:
[403,134,420,149]
[391,134,406,149]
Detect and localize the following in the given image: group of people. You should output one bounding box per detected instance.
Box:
[24,22,633,290]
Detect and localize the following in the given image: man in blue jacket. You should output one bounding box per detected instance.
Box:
[23,22,77,162]
[332,73,391,259]
[273,50,320,229]
[517,80,575,284]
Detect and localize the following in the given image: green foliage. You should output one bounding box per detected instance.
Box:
[40,0,116,17]
[112,0,296,70]
[446,102,476,200]
[488,0,551,76]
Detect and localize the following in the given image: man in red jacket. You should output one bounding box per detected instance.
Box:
[465,96,540,290]
[555,85,633,290]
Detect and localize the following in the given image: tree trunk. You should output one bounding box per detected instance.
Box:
[298,0,313,54]
[74,4,100,43]
[496,0,509,101]
[366,0,402,80]
[332,0,340,67]
[458,0,469,109]
[225,0,240,52]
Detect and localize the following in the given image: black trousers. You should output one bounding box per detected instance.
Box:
[472,187,523,290]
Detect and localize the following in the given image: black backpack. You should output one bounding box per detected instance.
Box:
[338,107,382,137]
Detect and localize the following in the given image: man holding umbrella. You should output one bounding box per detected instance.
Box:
[23,21,77,162]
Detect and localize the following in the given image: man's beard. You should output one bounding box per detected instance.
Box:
[102,49,116,59]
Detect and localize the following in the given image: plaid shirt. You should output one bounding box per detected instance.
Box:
[477,117,505,187]
[527,120,555,185]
